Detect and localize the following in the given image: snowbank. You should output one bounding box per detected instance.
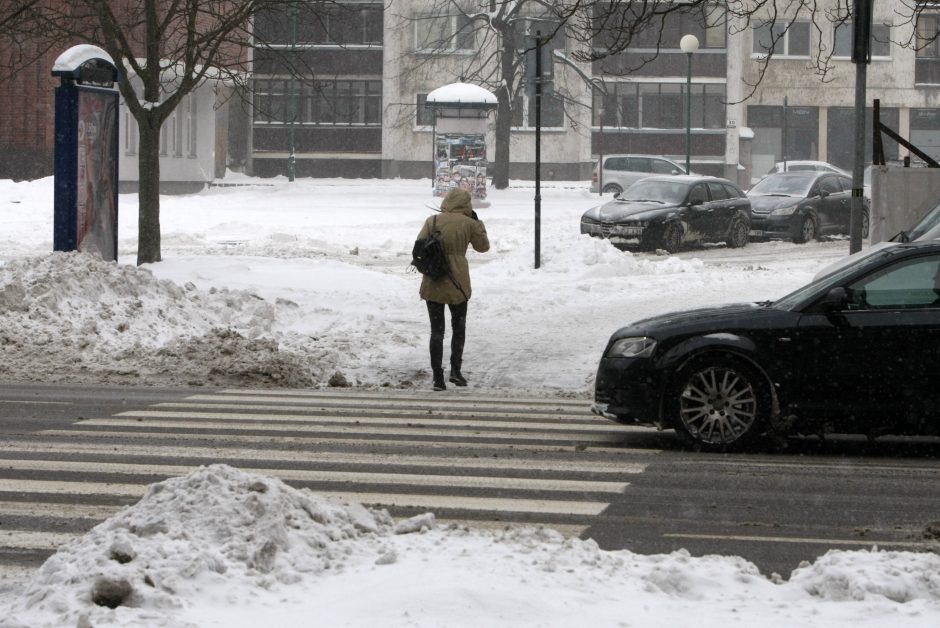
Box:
[2,466,939,628]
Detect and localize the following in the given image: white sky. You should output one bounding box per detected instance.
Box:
[1,174,938,626]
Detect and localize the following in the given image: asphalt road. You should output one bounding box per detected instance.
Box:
[1,381,938,583]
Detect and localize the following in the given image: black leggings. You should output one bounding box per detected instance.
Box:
[426,300,467,375]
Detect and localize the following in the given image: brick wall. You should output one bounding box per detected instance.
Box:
[0,42,59,180]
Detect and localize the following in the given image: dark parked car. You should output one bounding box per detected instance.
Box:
[591,241,940,450]
[747,171,870,243]
[580,175,751,254]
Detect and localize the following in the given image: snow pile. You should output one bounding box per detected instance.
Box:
[791,549,940,602]
[2,465,397,627]
[0,252,331,387]
[3,466,940,628]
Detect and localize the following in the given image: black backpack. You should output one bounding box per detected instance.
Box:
[411,215,450,280]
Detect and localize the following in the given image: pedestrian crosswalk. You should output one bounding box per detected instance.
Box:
[0,388,659,572]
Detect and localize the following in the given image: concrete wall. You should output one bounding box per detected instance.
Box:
[870,166,940,242]
[120,83,222,186]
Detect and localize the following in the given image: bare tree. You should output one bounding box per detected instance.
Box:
[391,1,578,189]
[5,0,329,265]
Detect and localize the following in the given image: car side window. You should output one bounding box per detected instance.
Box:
[605,157,628,171]
[836,176,852,192]
[722,183,743,198]
[650,159,676,175]
[819,176,841,196]
[706,182,730,200]
[846,255,940,309]
[688,184,708,205]
[627,157,651,173]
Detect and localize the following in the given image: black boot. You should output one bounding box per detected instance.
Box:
[432,371,447,391]
[449,370,467,387]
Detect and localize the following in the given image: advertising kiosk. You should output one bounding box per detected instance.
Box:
[425,83,497,200]
[52,45,120,261]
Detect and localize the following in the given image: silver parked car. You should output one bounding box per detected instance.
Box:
[591,154,688,195]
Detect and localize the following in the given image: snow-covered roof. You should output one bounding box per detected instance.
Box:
[426,82,497,108]
[52,45,115,73]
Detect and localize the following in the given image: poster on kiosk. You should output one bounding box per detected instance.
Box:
[434,135,488,200]
[52,45,120,262]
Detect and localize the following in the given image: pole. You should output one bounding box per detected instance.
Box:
[534,31,542,270]
[850,61,867,254]
[685,51,692,174]
[598,91,604,196]
[783,95,788,172]
[287,6,297,182]
[850,0,873,254]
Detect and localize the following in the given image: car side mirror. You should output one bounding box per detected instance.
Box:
[819,189,829,198]
[819,286,848,312]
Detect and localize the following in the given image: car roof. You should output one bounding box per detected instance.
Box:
[603,154,680,159]
[638,174,734,184]
[813,239,940,281]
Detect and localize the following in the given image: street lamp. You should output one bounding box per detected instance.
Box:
[679,34,699,175]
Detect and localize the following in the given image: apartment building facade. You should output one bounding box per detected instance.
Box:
[4,2,940,187]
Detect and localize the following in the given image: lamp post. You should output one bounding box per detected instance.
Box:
[679,34,699,175]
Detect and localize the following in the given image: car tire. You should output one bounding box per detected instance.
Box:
[602,184,622,196]
[670,355,768,452]
[725,217,749,249]
[660,222,683,254]
[793,215,816,244]
[862,210,870,239]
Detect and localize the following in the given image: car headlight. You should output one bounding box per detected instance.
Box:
[770,205,798,216]
[581,216,599,225]
[606,336,657,358]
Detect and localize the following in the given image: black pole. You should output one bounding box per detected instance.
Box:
[782,95,788,171]
[534,31,542,270]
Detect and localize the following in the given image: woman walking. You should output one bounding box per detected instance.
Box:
[416,187,489,391]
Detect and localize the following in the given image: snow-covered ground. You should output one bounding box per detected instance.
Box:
[1,174,938,626]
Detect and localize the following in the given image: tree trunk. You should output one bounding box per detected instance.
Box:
[491,25,519,190]
[136,121,162,265]
[492,90,512,189]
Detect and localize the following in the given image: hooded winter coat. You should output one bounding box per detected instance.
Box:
[417,188,490,304]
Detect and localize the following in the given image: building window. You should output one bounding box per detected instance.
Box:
[833,22,891,58]
[172,110,183,157]
[414,13,474,52]
[124,111,137,156]
[416,94,434,126]
[511,92,564,129]
[594,82,725,130]
[255,3,383,46]
[917,15,940,58]
[752,21,810,57]
[253,78,382,126]
[187,93,198,158]
[616,5,726,50]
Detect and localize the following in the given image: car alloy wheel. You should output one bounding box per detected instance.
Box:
[661,222,682,253]
[674,357,765,450]
[602,184,622,196]
[726,218,749,248]
[794,215,816,244]
[862,211,870,239]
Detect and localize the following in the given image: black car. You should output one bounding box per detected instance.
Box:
[591,241,940,451]
[747,171,870,243]
[580,175,751,254]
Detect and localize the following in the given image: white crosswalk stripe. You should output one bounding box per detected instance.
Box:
[0,389,657,564]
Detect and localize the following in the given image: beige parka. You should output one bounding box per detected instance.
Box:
[417,188,490,304]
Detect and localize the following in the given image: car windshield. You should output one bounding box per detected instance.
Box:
[908,200,940,240]
[748,174,815,196]
[774,247,895,309]
[621,180,689,204]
